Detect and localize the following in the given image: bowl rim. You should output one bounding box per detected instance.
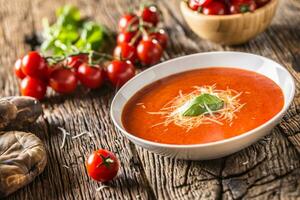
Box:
[110,51,295,149]
[180,0,278,20]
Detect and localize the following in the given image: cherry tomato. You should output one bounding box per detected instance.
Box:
[255,0,270,7]
[77,63,104,89]
[219,0,231,11]
[49,69,77,94]
[107,60,135,87]
[203,1,226,15]
[22,51,48,79]
[143,29,168,49]
[140,5,160,26]
[188,0,213,11]
[137,39,163,66]
[118,13,139,33]
[67,54,88,71]
[47,64,61,79]
[102,67,110,82]
[199,0,213,6]
[117,32,135,45]
[20,76,47,100]
[117,31,142,46]
[230,0,257,14]
[14,58,26,79]
[113,43,138,63]
[188,0,201,11]
[86,149,120,182]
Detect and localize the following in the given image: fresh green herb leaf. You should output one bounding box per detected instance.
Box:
[56,5,81,27]
[41,5,108,57]
[75,22,105,51]
[183,94,224,117]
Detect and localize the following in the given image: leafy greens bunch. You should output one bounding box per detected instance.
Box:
[41,5,107,56]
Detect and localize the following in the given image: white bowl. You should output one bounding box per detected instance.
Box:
[110,52,295,160]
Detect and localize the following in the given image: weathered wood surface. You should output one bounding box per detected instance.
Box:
[1,0,300,199]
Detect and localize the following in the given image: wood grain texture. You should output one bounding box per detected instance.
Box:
[0,0,299,199]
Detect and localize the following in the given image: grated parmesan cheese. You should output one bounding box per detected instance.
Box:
[72,131,93,139]
[148,84,246,131]
[58,127,92,149]
[96,185,110,191]
[58,127,70,149]
[62,165,70,169]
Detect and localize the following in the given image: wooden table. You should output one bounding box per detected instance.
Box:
[1,0,300,199]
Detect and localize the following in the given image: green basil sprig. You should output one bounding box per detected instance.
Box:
[183,94,224,117]
[41,5,108,56]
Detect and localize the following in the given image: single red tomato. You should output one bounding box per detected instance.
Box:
[113,43,138,63]
[49,69,77,94]
[140,5,160,26]
[67,54,88,71]
[117,32,135,45]
[230,0,257,14]
[188,0,201,11]
[199,0,213,6]
[22,51,48,79]
[47,64,61,79]
[255,0,270,7]
[118,13,139,33]
[137,39,163,65]
[14,58,26,79]
[102,67,110,82]
[219,0,231,13]
[77,63,104,89]
[86,149,120,182]
[20,76,47,100]
[188,0,213,11]
[143,29,168,49]
[107,60,135,87]
[203,1,226,15]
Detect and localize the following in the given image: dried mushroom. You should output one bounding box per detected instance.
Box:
[0,131,47,198]
[0,96,42,131]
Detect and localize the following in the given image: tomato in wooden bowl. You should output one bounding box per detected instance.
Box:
[180,0,279,45]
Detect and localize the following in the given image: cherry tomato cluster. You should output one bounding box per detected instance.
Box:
[114,4,168,66]
[187,0,270,15]
[14,4,167,100]
[14,51,136,100]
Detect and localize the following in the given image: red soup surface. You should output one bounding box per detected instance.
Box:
[122,67,284,145]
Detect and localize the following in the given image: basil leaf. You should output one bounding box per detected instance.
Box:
[56,5,81,28]
[183,94,224,117]
[41,5,107,57]
[75,22,104,51]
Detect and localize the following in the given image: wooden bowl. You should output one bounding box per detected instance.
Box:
[180,0,279,45]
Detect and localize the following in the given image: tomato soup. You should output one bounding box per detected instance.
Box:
[122,68,284,145]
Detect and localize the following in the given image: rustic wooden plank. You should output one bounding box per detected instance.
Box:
[0,0,32,97]
[2,0,154,199]
[0,1,51,199]
[222,129,300,199]
[1,0,300,199]
[133,0,300,199]
[30,0,155,199]
[214,1,300,199]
